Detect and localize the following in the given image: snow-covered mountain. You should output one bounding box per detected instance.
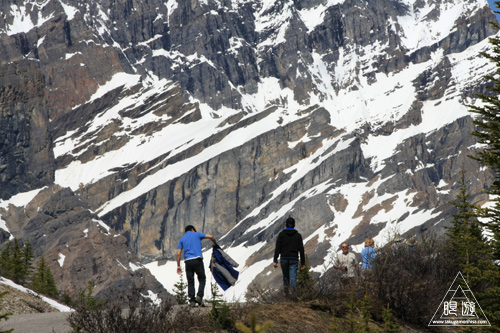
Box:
[0,0,497,300]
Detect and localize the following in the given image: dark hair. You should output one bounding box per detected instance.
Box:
[185,225,196,233]
[285,217,295,228]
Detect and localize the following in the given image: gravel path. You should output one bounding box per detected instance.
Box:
[1,312,71,333]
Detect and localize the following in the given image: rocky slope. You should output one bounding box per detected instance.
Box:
[0,0,498,299]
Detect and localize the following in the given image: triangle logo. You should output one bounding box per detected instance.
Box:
[429,272,490,326]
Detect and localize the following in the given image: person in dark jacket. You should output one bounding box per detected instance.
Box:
[273,217,306,295]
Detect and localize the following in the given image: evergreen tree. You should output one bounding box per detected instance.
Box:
[0,243,12,279]
[207,282,233,330]
[297,254,315,293]
[21,240,34,284]
[382,304,399,333]
[359,293,374,332]
[75,281,105,310]
[0,239,34,285]
[172,269,188,305]
[467,15,500,330]
[31,256,59,299]
[10,239,24,284]
[445,168,492,289]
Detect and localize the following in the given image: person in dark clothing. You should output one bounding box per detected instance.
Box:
[273,217,306,295]
[176,225,216,306]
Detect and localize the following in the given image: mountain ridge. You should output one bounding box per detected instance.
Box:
[0,0,497,300]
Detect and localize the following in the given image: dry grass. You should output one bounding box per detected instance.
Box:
[239,302,332,333]
[0,283,59,314]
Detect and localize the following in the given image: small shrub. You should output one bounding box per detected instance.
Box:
[382,304,399,332]
[172,269,188,305]
[30,255,58,299]
[67,286,172,333]
[207,282,234,330]
[368,233,455,326]
[235,311,273,333]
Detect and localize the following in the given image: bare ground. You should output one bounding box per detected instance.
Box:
[0,283,71,333]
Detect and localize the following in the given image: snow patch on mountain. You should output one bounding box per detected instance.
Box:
[298,0,345,32]
[398,0,484,52]
[6,1,53,36]
[59,0,78,20]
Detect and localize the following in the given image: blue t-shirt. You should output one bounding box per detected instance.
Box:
[361,246,376,269]
[177,231,206,261]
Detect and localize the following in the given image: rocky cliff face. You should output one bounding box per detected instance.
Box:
[0,59,53,199]
[0,0,498,298]
[1,185,171,302]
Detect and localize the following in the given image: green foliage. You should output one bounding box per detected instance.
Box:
[10,239,24,284]
[61,291,73,307]
[467,19,500,329]
[331,287,362,333]
[330,290,400,332]
[359,293,374,332]
[21,240,34,282]
[172,269,188,305]
[30,255,59,299]
[382,304,399,333]
[74,281,106,310]
[297,254,315,293]
[0,238,34,285]
[206,282,233,330]
[235,311,273,333]
[0,291,13,333]
[0,243,11,278]
[445,168,492,289]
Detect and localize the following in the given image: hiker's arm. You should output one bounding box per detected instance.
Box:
[176,249,182,275]
[299,235,306,268]
[273,233,283,267]
[205,234,216,244]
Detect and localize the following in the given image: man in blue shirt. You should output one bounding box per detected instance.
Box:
[176,225,216,306]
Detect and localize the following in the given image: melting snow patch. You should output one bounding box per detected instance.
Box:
[88,72,141,104]
[58,253,66,267]
[7,2,54,36]
[65,52,82,60]
[0,215,12,240]
[0,187,46,209]
[59,0,79,20]
[93,218,111,234]
[129,262,143,271]
[116,259,128,271]
[142,290,161,306]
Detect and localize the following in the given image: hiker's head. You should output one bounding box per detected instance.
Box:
[364,238,374,247]
[341,242,349,254]
[185,225,196,233]
[285,217,295,228]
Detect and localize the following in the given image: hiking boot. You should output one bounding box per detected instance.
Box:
[189,300,197,307]
[195,296,204,306]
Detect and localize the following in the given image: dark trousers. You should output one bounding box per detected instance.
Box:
[185,258,206,301]
[280,259,298,295]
